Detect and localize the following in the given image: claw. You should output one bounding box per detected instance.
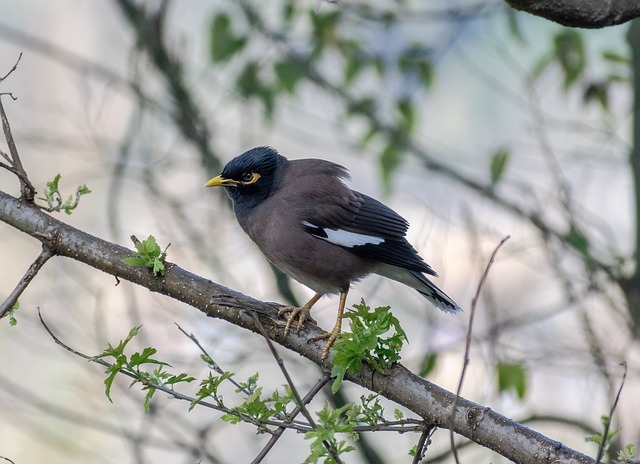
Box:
[278,293,322,336]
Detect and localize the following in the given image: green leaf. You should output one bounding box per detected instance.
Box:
[379,143,402,188]
[129,347,169,369]
[565,226,590,256]
[602,50,629,64]
[2,300,19,326]
[618,444,636,461]
[418,352,438,377]
[39,174,91,214]
[397,99,415,132]
[489,147,510,187]
[305,402,358,463]
[497,362,527,399]
[505,7,525,43]
[274,59,307,93]
[554,30,586,91]
[331,301,406,393]
[121,235,168,276]
[209,13,247,63]
[344,54,363,87]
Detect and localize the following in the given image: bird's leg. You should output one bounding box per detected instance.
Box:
[278,293,322,336]
[312,289,348,361]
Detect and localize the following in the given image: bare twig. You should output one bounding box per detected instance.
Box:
[449,235,510,463]
[0,52,21,83]
[412,424,436,464]
[0,81,36,201]
[175,323,251,396]
[595,361,628,464]
[0,455,16,464]
[0,244,54,319]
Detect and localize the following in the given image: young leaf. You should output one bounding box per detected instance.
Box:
[418,352,438,377]
[489,147,510,187]
[209,13,247,63]
[121,235,169,276]
[497,362,528,399]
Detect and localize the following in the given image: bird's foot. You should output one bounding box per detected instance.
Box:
[278,304,317,336]
[310,330,341,362]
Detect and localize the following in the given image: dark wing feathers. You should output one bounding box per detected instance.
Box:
[284,159,435,276]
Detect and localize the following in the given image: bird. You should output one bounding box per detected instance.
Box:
[205,146,461,361]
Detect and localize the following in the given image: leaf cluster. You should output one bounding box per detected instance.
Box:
[305,402,358,464]
[121,235,169,276]
[94,326,195,413]
[330,300,406,393]
[206,3,435,186]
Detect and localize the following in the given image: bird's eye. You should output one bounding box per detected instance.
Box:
[241,172,254,182]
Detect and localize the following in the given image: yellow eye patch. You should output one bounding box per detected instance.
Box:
[241,172,261,185]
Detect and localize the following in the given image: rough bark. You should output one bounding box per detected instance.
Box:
[505,0,640,28]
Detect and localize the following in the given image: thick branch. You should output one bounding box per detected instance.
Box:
[505,0,640,28]
[0,190,594,464]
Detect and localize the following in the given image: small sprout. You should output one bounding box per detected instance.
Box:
[1,300,19,326]
[122,235,170,276]
[40,173,91,214]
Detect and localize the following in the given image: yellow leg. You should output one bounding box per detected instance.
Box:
[278,293,323,336]
[312,289,348,361]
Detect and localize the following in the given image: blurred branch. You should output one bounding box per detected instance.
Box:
[504,0,640,28]
[0,190,596,464]
[622,19,640,339]
[114,0,221,174]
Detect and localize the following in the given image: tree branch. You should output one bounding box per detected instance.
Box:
[0,244,54,318]
[0,190,595,464]
[505,0,640,28]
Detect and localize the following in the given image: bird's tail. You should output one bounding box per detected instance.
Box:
[375,265,462,313]
[409,271,461,313]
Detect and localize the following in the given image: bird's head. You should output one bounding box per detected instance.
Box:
[205,146,288,209]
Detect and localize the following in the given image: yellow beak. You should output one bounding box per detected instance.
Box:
[204,175,238,188]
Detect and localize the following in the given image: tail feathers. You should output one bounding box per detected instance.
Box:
[375,265,462,313]
[409,271,461,313]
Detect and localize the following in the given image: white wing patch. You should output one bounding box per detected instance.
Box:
[302,221,385,248]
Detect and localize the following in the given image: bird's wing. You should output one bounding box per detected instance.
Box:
[283,161,436,276]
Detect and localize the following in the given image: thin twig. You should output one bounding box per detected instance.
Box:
[449,235,510,464]
[0,244,54,319]
[0,83,36,201]
[595,361,628,464]
[175,323,251,395]
[412,424,436,464]
[0,52,21,82]
[250,312,345,464]
[37,310,313,432]
[0,455,16,464]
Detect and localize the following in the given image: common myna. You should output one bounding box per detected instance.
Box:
[206,146,461,360]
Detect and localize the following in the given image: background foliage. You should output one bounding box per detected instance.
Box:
[0,1,638,462]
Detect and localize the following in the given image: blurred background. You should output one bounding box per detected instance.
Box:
[0,1,637,462]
